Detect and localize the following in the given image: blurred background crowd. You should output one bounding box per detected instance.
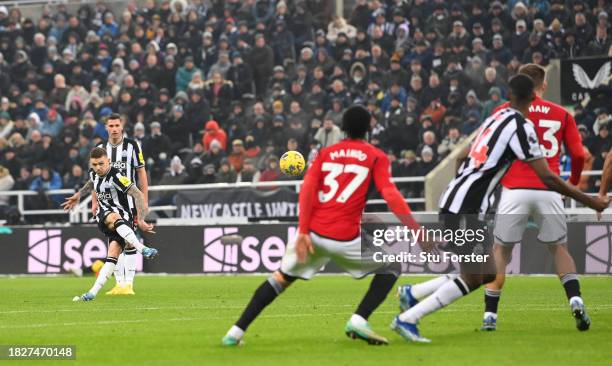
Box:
[0,0,611,221]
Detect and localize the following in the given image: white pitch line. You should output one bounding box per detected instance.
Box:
[2,303,612,315]
[2,305,612,330]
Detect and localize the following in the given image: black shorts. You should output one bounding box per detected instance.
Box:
[439,209,492,256]
[96,210,133,249]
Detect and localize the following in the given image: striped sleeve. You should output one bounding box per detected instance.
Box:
[131,140,145,168]
[509,117,543,161]
[112,172,134,194]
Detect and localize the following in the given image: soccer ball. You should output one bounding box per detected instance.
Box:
[280,151,306,176]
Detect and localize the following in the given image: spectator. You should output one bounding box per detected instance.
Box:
[417,146,436,177]
[228,139,247,172]
[201,120,227,152]
[63,164,87,192]
[201,140,226,171]
[216,158,237,184]
[0,165,14,207]
[482,87,506,118]
[438,127,467,159]
[29,166,63,207]
[314,116,343,147]
[328,15,357,43]
[249,34,274,96]
[175,56,201,93]
[237,158,260,183]
[259,155,281,182]
[204,72,234,121]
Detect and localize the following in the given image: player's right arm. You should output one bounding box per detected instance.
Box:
[91,191,98,216]
[528,158,608,211]
[599,151,612,197]
[61,180,94,211]
[512,116,608,211]
[563,112,585,185]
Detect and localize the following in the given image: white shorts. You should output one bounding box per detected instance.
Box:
[493,188,567,245]
[280,232,385,280]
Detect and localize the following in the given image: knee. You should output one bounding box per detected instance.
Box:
[105,213,121,228]
[482,273,497,285]
[272,271,297,290]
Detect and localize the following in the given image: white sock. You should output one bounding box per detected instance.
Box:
[410,274,458,300]
[350,314,368,326]
[484,311,498,320]
[227,325,245,340]
[115,223,146,252]
[114,253,125,286]
[399,277,469,324]
[569,296,583,305]
[89,259,117,296]
[124,249,137,285]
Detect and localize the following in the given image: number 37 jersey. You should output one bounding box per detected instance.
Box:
[496,96,583,189]
[440,107,543,214]
[306,139,397,241]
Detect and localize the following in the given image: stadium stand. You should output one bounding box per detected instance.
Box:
[0,0,610,223]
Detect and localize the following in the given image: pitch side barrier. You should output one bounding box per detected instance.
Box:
[2,211,612,275]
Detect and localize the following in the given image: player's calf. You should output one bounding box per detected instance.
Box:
[223,271,297,346]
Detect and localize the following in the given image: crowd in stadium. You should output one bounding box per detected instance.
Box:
[0,0,611,216]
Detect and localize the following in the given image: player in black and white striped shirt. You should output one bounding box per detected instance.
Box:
[94,113,149,295]
[391,74,609,342]
[62,147,158,302]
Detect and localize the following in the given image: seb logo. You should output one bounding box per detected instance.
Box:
[27,229,142,273]
[203,227,296,273]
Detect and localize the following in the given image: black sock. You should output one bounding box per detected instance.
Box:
[560,274,581,300]
[355,273,398,320]
[235,279,282,331]
[484,289,501,314]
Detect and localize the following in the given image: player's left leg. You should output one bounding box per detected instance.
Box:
[74,240,123,301]
[481,243,514,331]
[393,214,496,342]
[104,213,158,258]
[536,192,589,330]
[223,270,298,346]
[119,212,141,295]
[346,262,402,345]
[480,187,530,330]
[223,234,328,346]
[105,253,125,295]
[548,243,590,331]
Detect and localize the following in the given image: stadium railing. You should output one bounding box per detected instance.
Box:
[0,172,603,224]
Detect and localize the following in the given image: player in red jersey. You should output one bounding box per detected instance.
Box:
[222,105,425,346]
[482,64,590,331]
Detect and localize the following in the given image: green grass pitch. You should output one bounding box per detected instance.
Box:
[1,275,611,366]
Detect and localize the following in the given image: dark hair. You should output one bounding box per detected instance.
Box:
[508,74,535,105]
[341,105,371,139]
[518,63,546,89]
[90,147,108,159]
[105,113,122,124]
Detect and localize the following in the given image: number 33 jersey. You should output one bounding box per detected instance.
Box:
[306,139,396,241]
[440,107,543,214]
[494,96,583,190]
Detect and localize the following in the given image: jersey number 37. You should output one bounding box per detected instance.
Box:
[318,163,369,203]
